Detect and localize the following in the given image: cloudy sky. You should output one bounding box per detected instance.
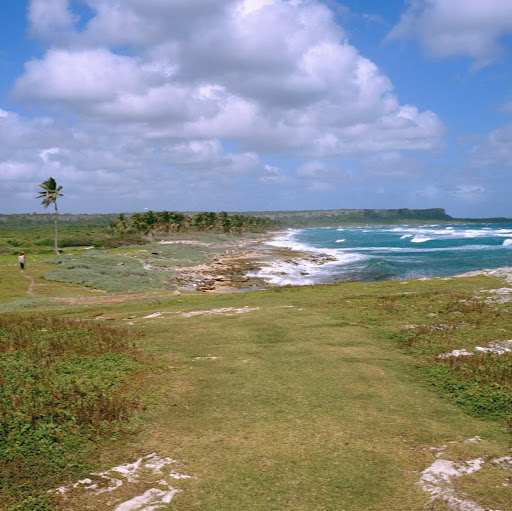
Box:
[1,0,512,217]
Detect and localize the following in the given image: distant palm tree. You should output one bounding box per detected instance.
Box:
[36,177,63,255]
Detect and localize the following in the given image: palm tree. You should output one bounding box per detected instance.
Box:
[36,177,63,255]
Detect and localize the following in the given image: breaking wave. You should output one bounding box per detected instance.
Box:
[249,223,512,285]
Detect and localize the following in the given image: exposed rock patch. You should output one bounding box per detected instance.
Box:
[52,453,191,510]
[418,437,512,510]
[142,306,260,319]
[438,340,512,359]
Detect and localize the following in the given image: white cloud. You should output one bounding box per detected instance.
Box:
[2,0,450,212]
[39,147,60,164]
[14,0,444,157]
[28,0,75,42]
[14,49,147,104]
[469,123,512,168]
[259,165,286,185]
[0,161,39,181]
[388,0,512,68]
[296,160,329,178]
[454,184,486,201]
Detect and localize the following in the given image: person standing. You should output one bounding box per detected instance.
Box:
[19,252,26,270]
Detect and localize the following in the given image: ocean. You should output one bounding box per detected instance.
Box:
[249,223,512,286]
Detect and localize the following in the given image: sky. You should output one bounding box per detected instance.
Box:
[1,0,512,217]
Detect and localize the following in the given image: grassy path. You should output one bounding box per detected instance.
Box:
[60,282,512,511]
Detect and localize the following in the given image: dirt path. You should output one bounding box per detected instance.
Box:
[23,272,35,296]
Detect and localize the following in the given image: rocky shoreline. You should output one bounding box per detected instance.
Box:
[169,233,512,293]
[171,234,331,293]
[171,236,287,292]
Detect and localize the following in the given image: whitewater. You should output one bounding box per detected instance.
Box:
[249,223,512,286]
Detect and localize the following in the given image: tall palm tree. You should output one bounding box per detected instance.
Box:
[36,177,63,255]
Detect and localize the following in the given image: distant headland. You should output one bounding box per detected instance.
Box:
[0,208,510,228]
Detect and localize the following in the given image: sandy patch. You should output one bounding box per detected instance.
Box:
[56,294,146,306]
[52,453,191,510]
[158,240,211,246]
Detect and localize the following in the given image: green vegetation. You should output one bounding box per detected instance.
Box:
[43,250,172,292]
[1,222,512,510]
[392,292,512,424]
[108,210,280,235]
[0,223,110,255]
[0,316,141,510]
[0,211,277,256]
[42,235,242,292]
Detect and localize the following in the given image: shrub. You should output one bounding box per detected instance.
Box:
[0,315,141,510]
[59,235,98,247]
[94,234,148,249]
[43,250,173,292]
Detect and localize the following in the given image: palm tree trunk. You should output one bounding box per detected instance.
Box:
[54,202,60,255]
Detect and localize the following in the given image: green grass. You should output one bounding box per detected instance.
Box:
[90,282,509,511]
[378,286,512,425]
[114,239,227,267]
[0,315,142,510]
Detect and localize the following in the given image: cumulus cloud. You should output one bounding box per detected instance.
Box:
[294,159,355,193]
[468,123,512,168]
[3,0,447,212]
[15,0,444,155]
[388,0,512,68]
[15,49,148,105]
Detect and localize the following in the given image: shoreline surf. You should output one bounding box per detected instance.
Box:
[244,223,512,287]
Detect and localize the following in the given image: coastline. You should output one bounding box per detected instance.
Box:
[171,227,512,293]
[173,231,309,292]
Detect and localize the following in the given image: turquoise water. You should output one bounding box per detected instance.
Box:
[252,223,512,285]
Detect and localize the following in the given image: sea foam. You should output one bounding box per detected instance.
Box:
[249,223,512,286]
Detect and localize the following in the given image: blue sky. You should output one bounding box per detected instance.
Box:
[1,0,512,217]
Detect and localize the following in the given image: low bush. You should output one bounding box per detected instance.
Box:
[59,235,98,247]
[94,234,148,249]
[34,238,56,247]
[426,359,512,422]
[0,315,142,510]
[44,250,173,292]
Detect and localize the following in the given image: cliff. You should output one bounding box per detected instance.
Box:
[245,208,453,227]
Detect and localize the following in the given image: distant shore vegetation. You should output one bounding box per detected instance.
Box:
[108,210,281,236]
[0,212,281,254]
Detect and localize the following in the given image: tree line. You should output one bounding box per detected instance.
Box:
[108,210,280,235]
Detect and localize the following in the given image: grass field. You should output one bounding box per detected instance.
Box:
[0,236,511,510]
